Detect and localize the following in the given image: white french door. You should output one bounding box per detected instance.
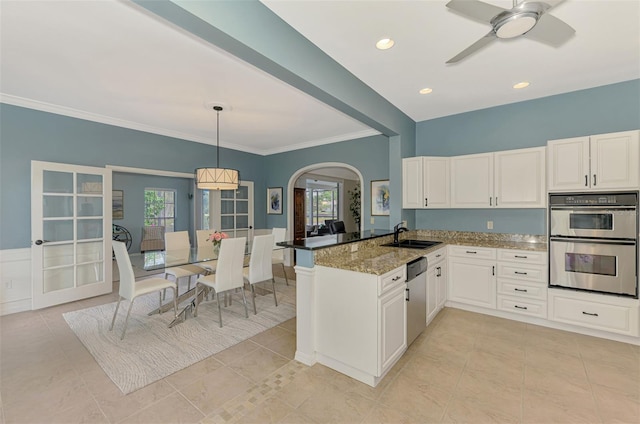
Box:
[31,161,112,309]
[199,181,254,239]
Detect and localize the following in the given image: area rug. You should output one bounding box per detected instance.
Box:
[63,291,296,394]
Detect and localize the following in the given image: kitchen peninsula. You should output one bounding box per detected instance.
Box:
[278,229,549,386]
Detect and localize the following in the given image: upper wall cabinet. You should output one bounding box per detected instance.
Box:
[450,147,546,209]
[547,130,640,191]
[402,157,449,209]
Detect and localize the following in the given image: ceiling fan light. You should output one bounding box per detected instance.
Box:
[495,14,538,38]
[376,38,395,50]
[513,81,530,89]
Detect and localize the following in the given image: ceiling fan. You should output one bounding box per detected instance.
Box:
[445,0,575,63]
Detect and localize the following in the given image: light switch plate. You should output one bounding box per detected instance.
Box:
[487,221,494,230]
[370,217,375,225]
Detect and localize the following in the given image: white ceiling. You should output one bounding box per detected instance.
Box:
[1,1,638,156]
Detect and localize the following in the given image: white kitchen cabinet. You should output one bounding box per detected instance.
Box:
[402,156,449,209]
[314,265,407,386]
[426,247,446,325]
[450,147,546,208]
[448,246,496,309]
[548,288,639,337]
[450,153,493,208]
[547,130,640,191]
[494,147,546,208]
[496,248,548,319]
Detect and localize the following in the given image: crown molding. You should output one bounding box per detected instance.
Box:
[1,94,380,155]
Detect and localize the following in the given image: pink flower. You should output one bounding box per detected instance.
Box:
[207,231,228,246]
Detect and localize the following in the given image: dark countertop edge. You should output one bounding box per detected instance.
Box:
[276,230,393,251]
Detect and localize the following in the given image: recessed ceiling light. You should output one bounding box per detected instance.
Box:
[419,88,433,95]
[513,81,530,89]
[375,38,395,50]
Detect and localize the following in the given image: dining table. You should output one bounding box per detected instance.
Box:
[128,241,284,327]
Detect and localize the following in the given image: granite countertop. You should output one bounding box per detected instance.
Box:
[276,229,393,250]
[313,230,547,276]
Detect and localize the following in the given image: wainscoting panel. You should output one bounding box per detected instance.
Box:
[0,248,32,315]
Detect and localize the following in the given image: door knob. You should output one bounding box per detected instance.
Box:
[34,239,49,245]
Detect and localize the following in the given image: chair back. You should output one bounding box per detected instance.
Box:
[248,234,275,284]
[140,226,165,251]
[196,229,212,247]
[329,220,346,234]
[112,241,135,300]
[271,227,286,260]
[165,231,191,250]
[214,237,247,292]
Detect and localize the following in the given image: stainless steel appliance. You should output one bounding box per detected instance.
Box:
[406,256,428,346]
[549,192,638,298]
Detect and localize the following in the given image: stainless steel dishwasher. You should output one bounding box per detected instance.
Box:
[406,256,428,346]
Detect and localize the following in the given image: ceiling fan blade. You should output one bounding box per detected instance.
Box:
[446,31,497,64]
[445,0,507,23]
[524,13,575,46]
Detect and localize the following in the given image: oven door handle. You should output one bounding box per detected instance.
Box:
[550,237,636,246]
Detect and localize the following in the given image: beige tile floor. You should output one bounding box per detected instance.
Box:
[1,266,639,424]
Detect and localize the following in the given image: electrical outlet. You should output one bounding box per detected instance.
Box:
[487,221,494,230]
[402,220,407,228]
[351,244,358,252]
[370,217,375,225]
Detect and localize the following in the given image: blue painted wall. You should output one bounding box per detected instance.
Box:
[263,134,392,231]
[112,173,193,254]
[0,103,264,249]
[414,79,640,235]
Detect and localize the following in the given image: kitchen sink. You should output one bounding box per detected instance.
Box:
[382,239,442,249]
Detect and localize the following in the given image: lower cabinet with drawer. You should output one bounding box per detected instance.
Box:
[314,265,407,387]
[549,289,640,337]
[496,248,548,318]
[448,245,497,309]
[426,247,447,324]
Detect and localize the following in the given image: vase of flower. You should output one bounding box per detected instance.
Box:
[207,230,228,256]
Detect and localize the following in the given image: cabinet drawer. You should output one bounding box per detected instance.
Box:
[497,263,546,283]
[426,247,446,265]
[379,266,406,296]
[448,245,496,260]
[549,292,639,336]
[497,295,547,318]
[497,279,547,300]
[497,249,546,265]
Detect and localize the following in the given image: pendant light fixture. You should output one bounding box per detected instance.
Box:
[195,105,239,190]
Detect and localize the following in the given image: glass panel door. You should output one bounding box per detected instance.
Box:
[201,181,254,240]
[31,161,112,309]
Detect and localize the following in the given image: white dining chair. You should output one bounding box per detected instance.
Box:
[164,231,205,294]
[194,237,248,327]
[110,241,177,340]
[244,234,278,314]
[271,227,288,286]
[194,229,222,273]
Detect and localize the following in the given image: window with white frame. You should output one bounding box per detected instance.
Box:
[144,188,176,232]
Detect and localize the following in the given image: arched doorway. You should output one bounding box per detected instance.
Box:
[286,163,363,242]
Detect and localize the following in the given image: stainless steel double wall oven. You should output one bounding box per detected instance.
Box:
[549,192,638,298]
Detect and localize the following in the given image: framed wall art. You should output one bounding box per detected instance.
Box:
[267,187,283,214]
[371,180,390,216]
[112,190,124,220]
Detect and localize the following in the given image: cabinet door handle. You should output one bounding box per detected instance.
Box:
[585,175,588,187]
[495,197,498,206]
[436,266,442,277]
[466,250,477,254]
[514,255,528,259]
[514,271,528,275]
[406,288,410,302]
[593,174,597,186]
[489,197,492,206]
[425,197,428,207]
[492,266,495,276]
[514,288,528,292]
[392,276,402,281]
[582,311,599,317]
[514,305,528,310]
[435,254,442,258]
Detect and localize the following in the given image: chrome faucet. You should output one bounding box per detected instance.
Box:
[393,222,408,244]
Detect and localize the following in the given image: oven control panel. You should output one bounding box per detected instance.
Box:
[550,192,638,207]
